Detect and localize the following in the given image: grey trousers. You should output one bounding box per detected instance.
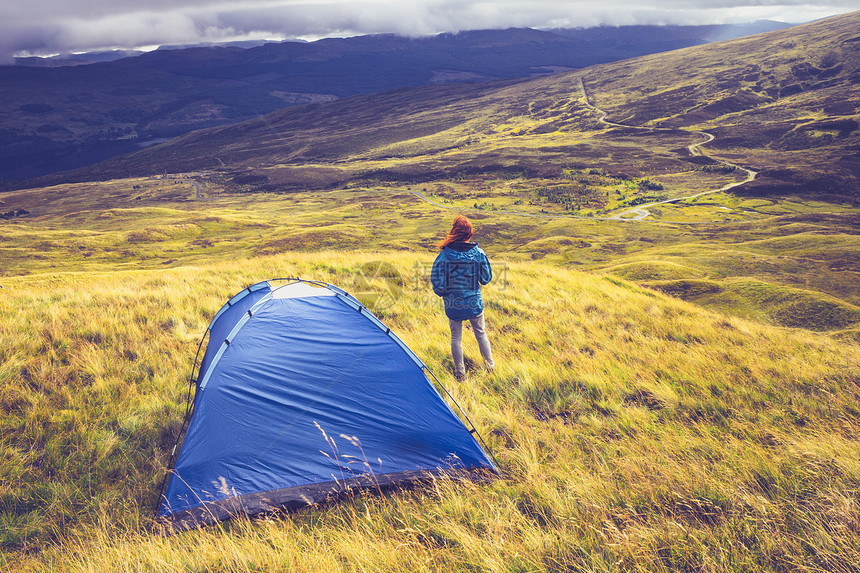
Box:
[449,312,495,378]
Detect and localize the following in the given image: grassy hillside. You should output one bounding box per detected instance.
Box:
[0,174,859,570]
[583,13,860,199]
[2,250,858,571]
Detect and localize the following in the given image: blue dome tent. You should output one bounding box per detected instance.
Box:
[156,279,497,532]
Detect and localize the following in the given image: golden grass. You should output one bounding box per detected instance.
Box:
[2,173,858,330]
[2,250,858,571]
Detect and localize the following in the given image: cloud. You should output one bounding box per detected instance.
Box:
[1,0,856,62]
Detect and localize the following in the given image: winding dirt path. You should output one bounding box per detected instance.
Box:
[184,172,210,199]
[403,76,756,224]
[578,76,757,221]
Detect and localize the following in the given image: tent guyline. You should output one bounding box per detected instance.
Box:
[155,278,498,533]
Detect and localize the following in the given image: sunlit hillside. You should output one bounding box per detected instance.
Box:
[0,174,858,571]
[2,250,858,571]
[583,12,860,198]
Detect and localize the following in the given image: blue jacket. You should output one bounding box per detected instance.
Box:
[431,242,492,320]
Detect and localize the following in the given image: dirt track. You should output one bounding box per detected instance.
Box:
[578,75,757,221]
[405,75,757,224]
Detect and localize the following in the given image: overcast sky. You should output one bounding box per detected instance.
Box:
[2,0,856,62]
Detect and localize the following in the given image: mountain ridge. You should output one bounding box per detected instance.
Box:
[22,12,857,201]
[0,21,797,183]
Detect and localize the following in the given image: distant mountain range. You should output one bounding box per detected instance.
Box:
[0,21,793,184]
[30,12,856,201]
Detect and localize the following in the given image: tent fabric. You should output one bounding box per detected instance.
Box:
[156,279,497,532]
[196,281,270,383]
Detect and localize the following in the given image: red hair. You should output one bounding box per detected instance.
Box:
[438,215,474,249]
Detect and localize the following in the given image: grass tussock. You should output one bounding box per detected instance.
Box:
[1,250,858,571]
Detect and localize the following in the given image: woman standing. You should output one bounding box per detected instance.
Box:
[431,215,495,380]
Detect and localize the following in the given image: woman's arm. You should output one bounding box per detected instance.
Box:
[430,253,447,296]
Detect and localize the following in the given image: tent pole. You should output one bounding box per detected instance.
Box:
[424,367,502,475]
